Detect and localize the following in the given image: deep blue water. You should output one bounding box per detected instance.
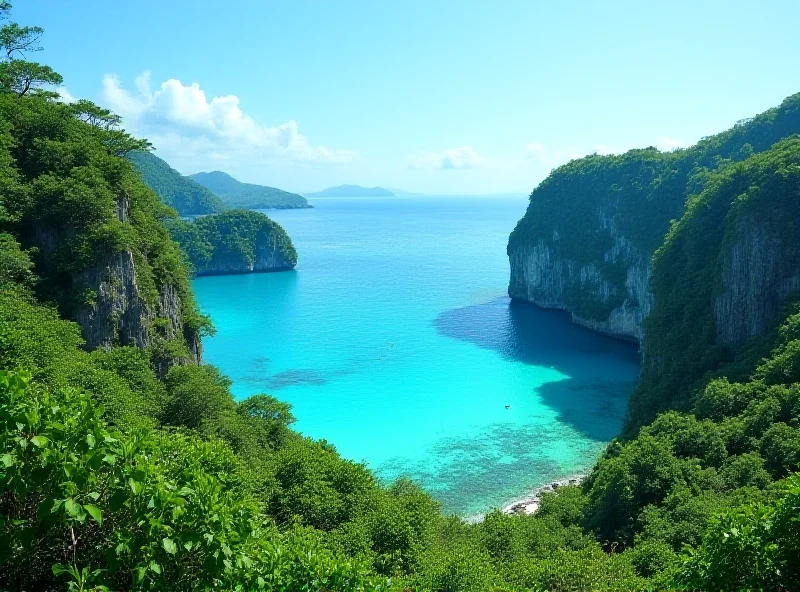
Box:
[192,196,640,516]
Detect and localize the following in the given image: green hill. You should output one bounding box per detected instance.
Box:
[168,210,298,275]
[189,170,310,210]
[127,151,226,216]
[508,92,800,343]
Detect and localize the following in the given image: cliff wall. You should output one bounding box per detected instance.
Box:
[194,230,296,275]
[33,195,201,363]
[508,93,800,346]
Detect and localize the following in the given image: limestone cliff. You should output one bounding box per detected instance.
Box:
[33,195,201,362]
[625,137,800,430]
[715,214,800,347]
[508,92,800,346]
[168,210,297,277]
[508,221,652,343]
[194,230,296,275]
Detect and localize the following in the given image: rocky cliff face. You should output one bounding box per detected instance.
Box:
[194,230,296,276]
[508,217,653,343]
[35,196,201,362]
[715,214,800,347]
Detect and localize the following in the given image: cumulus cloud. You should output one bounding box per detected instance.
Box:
[100,71,354,166]
[409,146,488,170]
[55,86,76,104]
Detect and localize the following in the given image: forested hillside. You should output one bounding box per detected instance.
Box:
[2,4,800,591]
[189,171,310,210]
[168,210,298,275]
[508,93,800,341]
[127,151,226,216]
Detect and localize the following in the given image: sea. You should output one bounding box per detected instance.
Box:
[192,195,640,517]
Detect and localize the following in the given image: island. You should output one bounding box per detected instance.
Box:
[305,184,395,198]
[167,210,297,275]
[189,170,311,210]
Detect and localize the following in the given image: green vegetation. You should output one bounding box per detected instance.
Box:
[2,4,800,590]
[168,209,297,275]
[189,170,310,210]
[127,151,226,216]
[307,184,395,198]
[508,92,800,323]
[629,137,800,429]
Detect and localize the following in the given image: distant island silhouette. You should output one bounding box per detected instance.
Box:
[306,184,395,198]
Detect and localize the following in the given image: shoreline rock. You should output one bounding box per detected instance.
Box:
[465,474,586,524]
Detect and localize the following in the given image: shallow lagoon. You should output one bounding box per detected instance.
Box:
[193,196,639,516]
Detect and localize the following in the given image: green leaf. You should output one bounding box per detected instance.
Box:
[52,563,68,576]
[128,478,143,495]
[86,433,95,448]
[84,503,102,526]
[64,498,79,518]
[149,561,161,575]
[88,491,100,501]
[162,537,177,555]
[101,454,116,465]
[30,435,48,448]
[0,453,15,467]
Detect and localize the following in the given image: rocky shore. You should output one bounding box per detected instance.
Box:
[502,474,585,516]
[465,474,586,524]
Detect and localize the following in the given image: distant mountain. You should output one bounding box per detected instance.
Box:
[127,152,225,216]
[189,171,310,210]
[306,185,395,198]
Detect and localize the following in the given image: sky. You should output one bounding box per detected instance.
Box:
[16,0,800,194]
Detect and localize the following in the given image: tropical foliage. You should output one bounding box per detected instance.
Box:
[1,3,800,590]
[127,151,226,216]
[508,92,800,322]
[167,209,298,274]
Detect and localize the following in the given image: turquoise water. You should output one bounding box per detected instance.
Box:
[192,196,640,517]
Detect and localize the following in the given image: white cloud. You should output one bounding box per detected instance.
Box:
[100,71,354,167]
[55,86,76,104]
[655,136,689,151]
[409,146,488,170]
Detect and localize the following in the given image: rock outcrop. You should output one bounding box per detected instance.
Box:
[194,230,296,275]
[34,195,201,362]
[168,210,297,277]
[508,222,652,343]
[507,93,800,348]
[715,214,800,347]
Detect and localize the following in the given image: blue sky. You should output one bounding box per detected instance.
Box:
[17,0,800,194]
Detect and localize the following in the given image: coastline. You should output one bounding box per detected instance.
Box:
[465,473,586,524]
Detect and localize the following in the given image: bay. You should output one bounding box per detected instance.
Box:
[192,196,640,516]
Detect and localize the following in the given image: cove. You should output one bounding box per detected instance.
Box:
[192,196,640,517]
